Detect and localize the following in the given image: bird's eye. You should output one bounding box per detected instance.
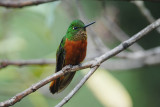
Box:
[73,27,78,30]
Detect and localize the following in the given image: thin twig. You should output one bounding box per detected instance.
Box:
[102,2,143,51]
[0,0,57,8]
[102,54,160,70]
[0,59,56,69]
[0,18,160,107]
[117,46,160,59]
[133,1,160,33]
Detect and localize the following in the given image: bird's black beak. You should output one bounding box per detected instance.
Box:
[84,21,95,28]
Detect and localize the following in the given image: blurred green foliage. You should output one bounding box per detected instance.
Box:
[0,0,160,107]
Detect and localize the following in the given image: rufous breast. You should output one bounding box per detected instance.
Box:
[64,38,87,65]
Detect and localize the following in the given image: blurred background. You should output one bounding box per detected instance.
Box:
[0,0,160,107]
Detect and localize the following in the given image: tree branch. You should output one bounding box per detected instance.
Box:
[0,18,159,107]
[0,59,56,69]
[0,0,57,8]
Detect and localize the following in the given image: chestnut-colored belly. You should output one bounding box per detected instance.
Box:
[64,38,87,65]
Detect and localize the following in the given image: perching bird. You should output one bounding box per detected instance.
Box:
[50,20,95,94]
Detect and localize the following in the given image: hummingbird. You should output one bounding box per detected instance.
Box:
[49,20,95,94]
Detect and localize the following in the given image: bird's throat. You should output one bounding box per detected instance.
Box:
[70,30,87,41]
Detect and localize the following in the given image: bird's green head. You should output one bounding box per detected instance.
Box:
[66,19,95,41]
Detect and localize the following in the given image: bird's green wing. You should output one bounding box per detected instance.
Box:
[55,36,66,72]
[51,36,66,93]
